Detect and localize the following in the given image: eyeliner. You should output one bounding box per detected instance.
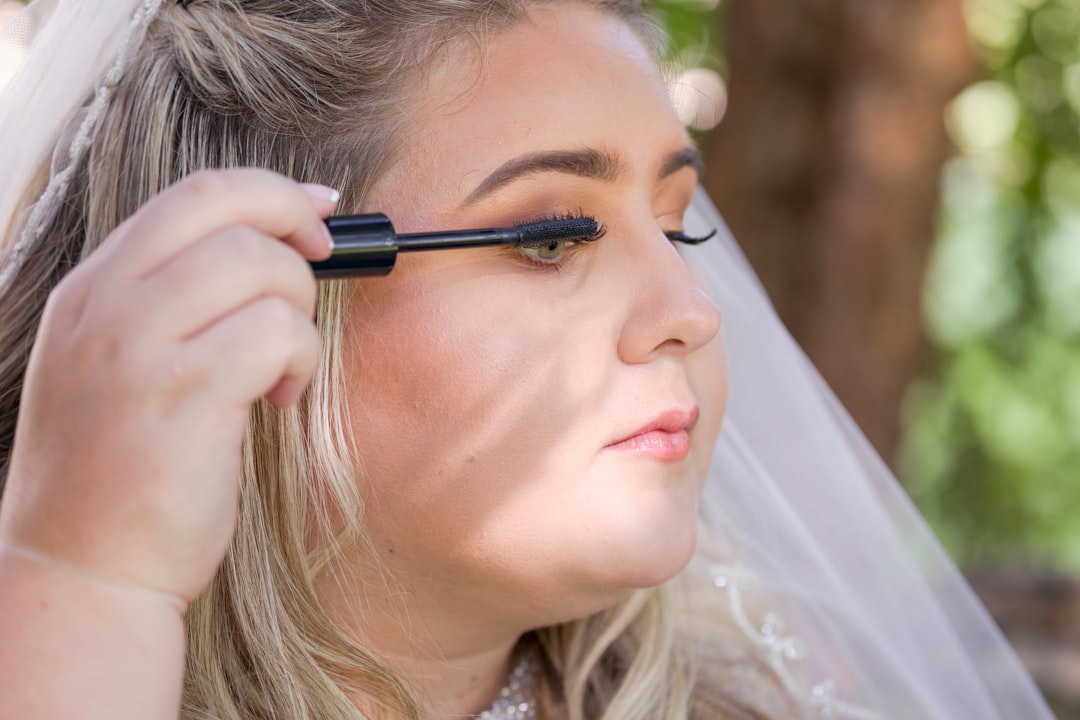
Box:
[310,213,600,278]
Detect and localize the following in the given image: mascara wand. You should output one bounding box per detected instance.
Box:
[311,213,599,278]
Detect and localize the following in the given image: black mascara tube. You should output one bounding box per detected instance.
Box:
[311,215,398,278]
[310,213,599,278]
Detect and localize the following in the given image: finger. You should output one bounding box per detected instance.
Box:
[178,296,322,410]
[104,169,337,280]
[299,182,342,217]
[135,225,318,341]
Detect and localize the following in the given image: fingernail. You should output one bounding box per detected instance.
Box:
[302,183,341,205]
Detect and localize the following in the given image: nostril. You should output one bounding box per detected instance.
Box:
[658,338,690,354]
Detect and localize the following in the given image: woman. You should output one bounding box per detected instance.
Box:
[0,1,1056,718]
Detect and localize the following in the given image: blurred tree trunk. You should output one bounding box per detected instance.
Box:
[704,0,975,465]
[969,570,1080,713]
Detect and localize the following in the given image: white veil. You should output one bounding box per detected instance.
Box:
[682,194,1054,718]
[0,1,1057,718]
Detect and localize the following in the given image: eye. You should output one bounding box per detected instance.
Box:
[519,239,579,263]
[513,212,606,268]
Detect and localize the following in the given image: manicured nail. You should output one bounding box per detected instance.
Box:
[302,183,341,205]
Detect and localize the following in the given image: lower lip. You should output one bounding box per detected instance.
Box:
[604,429,691,461]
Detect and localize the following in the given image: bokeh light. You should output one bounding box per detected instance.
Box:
[669,67,727,131]
[946,81,1022,153]
[964,0,1034,60]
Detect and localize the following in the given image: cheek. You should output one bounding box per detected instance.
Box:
[334,258,720,614]
[339,263,613,555]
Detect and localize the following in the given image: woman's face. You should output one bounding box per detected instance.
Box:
[338,3,727,633]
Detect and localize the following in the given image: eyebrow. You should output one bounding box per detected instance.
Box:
[459,145,704,208]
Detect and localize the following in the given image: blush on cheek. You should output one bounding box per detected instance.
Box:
[339,264,607,550]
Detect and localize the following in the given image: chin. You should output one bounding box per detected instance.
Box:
[619,519,699,590]
[546,524,698,627]
[582,496,701,593]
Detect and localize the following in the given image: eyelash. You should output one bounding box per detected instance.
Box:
[513,211,606,268]
[513,212,717,269]
[665,229,718,245]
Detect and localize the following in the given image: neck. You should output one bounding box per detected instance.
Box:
[316,559,527,718]
[382,639,520,718]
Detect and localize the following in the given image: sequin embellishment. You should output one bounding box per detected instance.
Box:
[478,657,538,720]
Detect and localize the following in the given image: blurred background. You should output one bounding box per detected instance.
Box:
[656,0,1080,715]
[2,0,1079,714]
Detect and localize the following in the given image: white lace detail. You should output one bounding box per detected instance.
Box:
[711,564,883,720]
[0,0,165,290]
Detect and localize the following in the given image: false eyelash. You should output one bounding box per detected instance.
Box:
[665,229,718,245]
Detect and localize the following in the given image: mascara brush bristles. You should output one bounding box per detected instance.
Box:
[513,216,604,247]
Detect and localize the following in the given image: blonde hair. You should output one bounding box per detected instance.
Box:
[0,2,794,718]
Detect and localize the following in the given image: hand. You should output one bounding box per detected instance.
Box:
[0,169,337,604]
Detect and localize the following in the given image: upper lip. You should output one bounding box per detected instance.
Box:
[606,406,700,446]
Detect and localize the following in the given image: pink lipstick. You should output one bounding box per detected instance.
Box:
[604,408,699,461]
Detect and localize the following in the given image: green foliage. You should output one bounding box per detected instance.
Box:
[648,0,725,59]
[648,0,725,68]
[903,0,1080,571]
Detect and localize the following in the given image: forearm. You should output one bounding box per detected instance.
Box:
[0,548,186,720]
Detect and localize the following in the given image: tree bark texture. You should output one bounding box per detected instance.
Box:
[704,0,975,464]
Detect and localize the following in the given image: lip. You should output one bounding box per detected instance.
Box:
[603,407,700,462]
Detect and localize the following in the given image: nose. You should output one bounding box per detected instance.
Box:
[616,227,723,364]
